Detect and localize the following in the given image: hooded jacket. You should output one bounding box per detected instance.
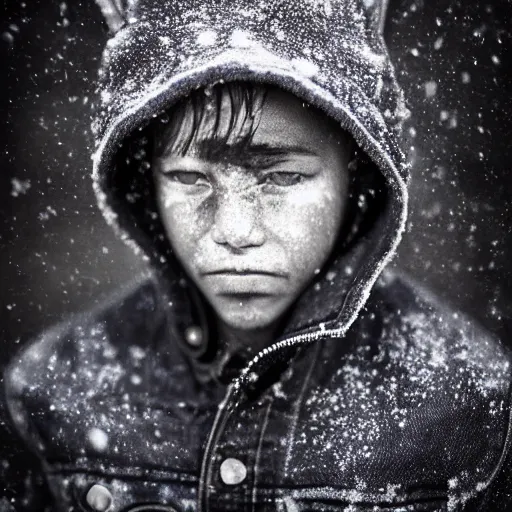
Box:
[3,0,512,511]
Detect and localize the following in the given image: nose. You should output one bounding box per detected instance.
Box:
[211,190,265,250]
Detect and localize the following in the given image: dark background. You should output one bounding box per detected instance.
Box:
[0,0,511,497]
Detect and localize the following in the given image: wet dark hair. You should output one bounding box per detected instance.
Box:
[153,82,268,160]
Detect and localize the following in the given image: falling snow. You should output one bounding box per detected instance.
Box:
[10,178,31,197]
[1,0,511,510]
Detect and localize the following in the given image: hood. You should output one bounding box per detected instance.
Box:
[91,0,410,388]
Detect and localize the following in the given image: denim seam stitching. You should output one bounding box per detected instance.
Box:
[251,397,274,512]
[282,340,323,479]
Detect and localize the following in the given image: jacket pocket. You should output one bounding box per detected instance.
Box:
[276,496,449,511]
[45,469,198,512]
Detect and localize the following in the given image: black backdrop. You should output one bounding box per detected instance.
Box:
[0,0,511,495]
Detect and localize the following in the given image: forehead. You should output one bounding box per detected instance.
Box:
[250,88,338,152]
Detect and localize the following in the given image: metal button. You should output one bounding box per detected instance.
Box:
[219,457,247,485]
[184,326,203,347]
[86,484,113,511]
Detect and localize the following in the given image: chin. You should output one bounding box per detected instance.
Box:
[220,310,278,332]
[215,300,286,332]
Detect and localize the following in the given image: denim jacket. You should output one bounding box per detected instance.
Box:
[4,271,512,512]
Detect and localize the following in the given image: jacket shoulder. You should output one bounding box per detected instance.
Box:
[3,274,162,450]
[366,271,512,500]
[370,270,511,377]
[301,270,512,504]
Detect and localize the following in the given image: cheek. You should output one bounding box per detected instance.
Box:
[265,186,343,274]
[156,185,213,264]
[268,186,342,241]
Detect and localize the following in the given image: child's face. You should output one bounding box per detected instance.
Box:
[153,87,351,332]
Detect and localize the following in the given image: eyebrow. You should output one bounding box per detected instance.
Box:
[194,141,319,169]
[236,143,317,157]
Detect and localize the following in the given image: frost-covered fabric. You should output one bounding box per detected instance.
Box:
[4,271,512,511]
[3,0,512,511]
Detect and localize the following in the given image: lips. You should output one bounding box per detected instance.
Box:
[201,269,288,278]
[200,269,288,295]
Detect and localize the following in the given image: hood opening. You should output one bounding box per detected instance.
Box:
[92,58,408,389]
[106,81,390,352]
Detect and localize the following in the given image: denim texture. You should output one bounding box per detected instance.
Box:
[4,273,512,511]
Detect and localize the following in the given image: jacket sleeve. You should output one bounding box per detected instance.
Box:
[477,385,512,511]
[1,358,53,512]
[0,409,52,512]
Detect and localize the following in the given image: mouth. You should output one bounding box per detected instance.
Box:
[201,269,288,278]
[217,292,274,299]
[200,270,288,295]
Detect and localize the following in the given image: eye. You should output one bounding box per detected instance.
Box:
[262,172,304,187]
[165,170,209,186]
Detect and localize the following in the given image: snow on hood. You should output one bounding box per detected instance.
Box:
[90,0,411,383]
